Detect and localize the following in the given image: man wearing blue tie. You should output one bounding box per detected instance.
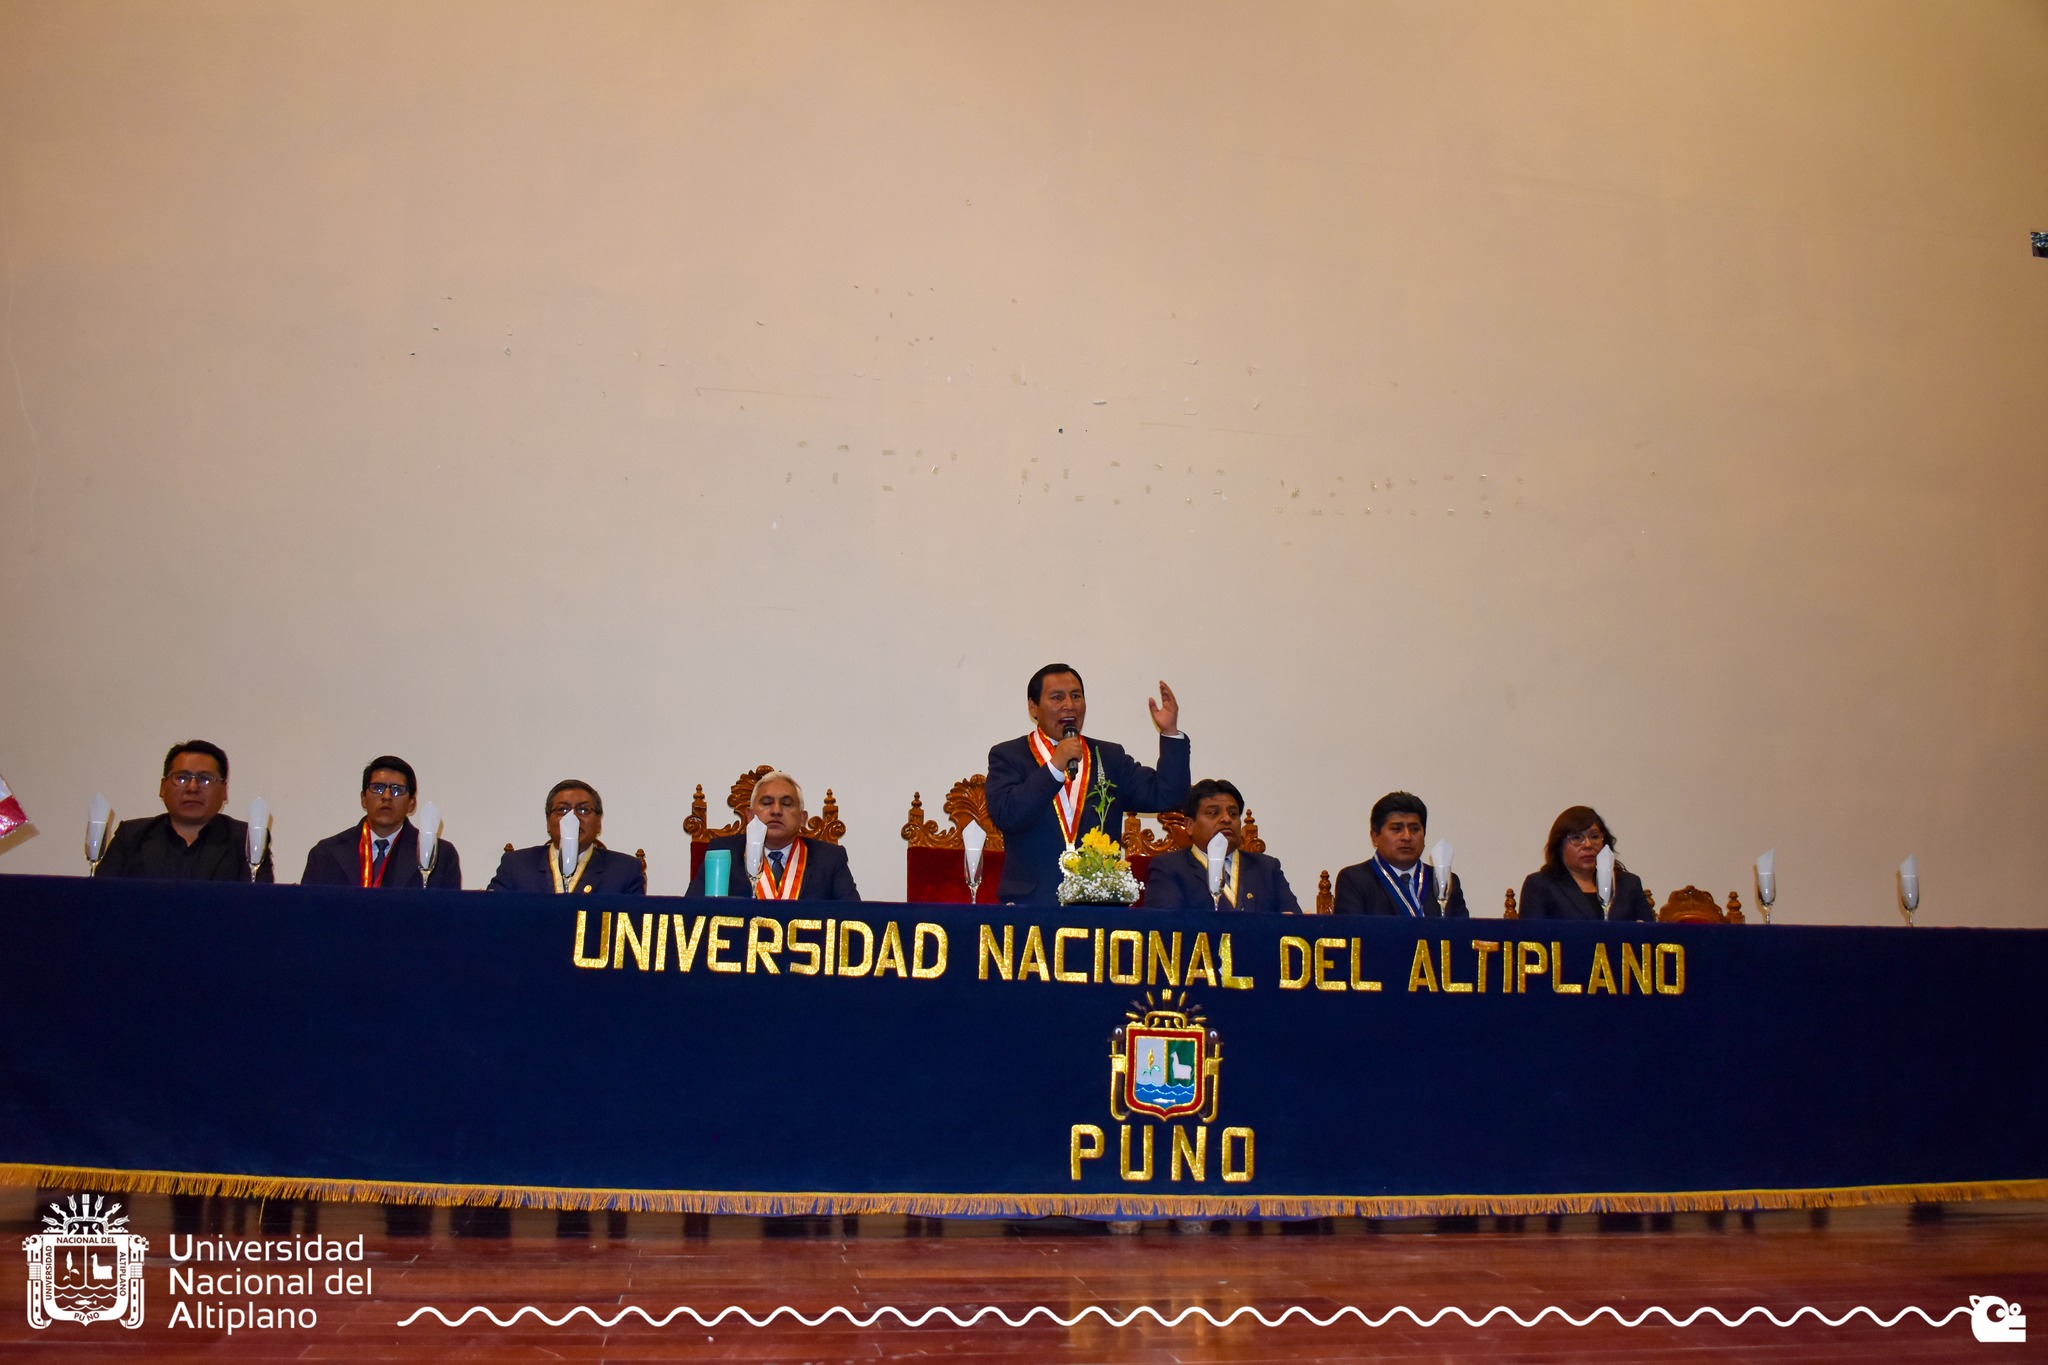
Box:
[1332,791,1468,918]
[300,756,463,889]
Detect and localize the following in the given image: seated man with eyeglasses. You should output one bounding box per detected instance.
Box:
[300,756,463,889]
[95,739,276,882]
[487,780,646,894]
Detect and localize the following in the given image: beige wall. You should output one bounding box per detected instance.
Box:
[2,1,2044,923]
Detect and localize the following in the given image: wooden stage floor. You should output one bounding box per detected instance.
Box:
[2,1190,2040,1362]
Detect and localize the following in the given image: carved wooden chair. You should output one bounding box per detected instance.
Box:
[1315,870,1334,915]
[902,775,1006,903]
[1657,886,1746,924]
[685,765,844,879]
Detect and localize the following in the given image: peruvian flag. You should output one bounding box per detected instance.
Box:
[0,771,28,839]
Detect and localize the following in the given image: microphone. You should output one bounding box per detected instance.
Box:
[1062,721,1080,778]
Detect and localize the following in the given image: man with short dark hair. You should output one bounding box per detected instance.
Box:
[301,756,463,889]
[94,740,275,882]
[685,771,859,900]
[487,780,645,893]
[1333,790,1467,917]
[1142,778,1299,912]
[985,664,1190,904]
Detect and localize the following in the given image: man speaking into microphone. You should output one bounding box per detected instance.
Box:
[985,663,1190,904]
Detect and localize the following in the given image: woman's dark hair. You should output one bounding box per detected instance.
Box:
[1541,805,1616,876]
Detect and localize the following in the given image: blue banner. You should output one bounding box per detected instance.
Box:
[2,875,2043,1217]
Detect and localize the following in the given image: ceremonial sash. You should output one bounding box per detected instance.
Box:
[550,844,596,894]
[1372,857,1427,916]
[1189,845,1242,908]
[1027,730,1092,849]
[753,841,808,900]
[357,823,395,889]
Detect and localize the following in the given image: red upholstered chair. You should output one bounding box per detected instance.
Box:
[685,765,844,879]
[902,777,1005,904]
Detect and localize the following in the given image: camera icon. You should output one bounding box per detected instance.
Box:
[1969,1295,2026,1343]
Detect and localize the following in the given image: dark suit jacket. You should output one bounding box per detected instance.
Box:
[985,732,1192,905]
[95,813,275,882]
[301,820,462,890]
[487,843,645,894]
[1143,846,1299,913]
[1517,866,1654,922]
[684,834,860,901]
[1333,857,1469,918]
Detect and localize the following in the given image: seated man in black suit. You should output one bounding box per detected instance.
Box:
[985,663,1191,905]
[487,779,645,894]
[95,739,275,882]
[1143,779,1299,913]
[1517,805,1654,921]
[684,770,859,900]
[1333,790,1467,918]
[301,755,462,889]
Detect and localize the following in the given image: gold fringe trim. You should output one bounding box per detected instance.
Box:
[4,1164,2044,1218]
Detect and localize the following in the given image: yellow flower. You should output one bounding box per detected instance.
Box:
[1081,828,1119,857]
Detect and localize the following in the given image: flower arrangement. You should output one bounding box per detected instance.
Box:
[1058,828,1143,906]
[1057,767,1143,905]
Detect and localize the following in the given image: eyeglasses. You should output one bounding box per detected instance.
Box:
[549,804,598,819]
[166,772,221,789]
[1564,828,1606,848]
[365,783,412,798]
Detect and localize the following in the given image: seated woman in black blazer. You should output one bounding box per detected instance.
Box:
[1517,805,1655,921]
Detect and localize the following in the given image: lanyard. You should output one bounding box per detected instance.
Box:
[1027,731,1092,848]
[551,844,596,894]
[1373,857,1427,916]
[753,841,808,900]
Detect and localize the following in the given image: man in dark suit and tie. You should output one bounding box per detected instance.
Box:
[685,770,859,900]
[487,780,646,894]
[1143,779,1300,912]
[1333,791,1468,918]
[985,664,1191,905]
[301,756,462,889]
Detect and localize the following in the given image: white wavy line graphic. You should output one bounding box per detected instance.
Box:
[397,1302,1972,1330]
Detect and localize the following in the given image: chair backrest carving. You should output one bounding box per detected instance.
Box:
[902,776,1005,850]
[686,765,844,846]
[1315,869,1334,915]
[1656,885,1745,924]
[1121,809,1268,857]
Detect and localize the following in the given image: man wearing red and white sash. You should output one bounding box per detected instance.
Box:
[302,755,463,890]
[985,663,1191,905]
[685,770,860,901]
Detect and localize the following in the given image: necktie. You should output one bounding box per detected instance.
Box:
[1404,869,1416,907]
[769,848,785,877]
[372,838,390,879]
